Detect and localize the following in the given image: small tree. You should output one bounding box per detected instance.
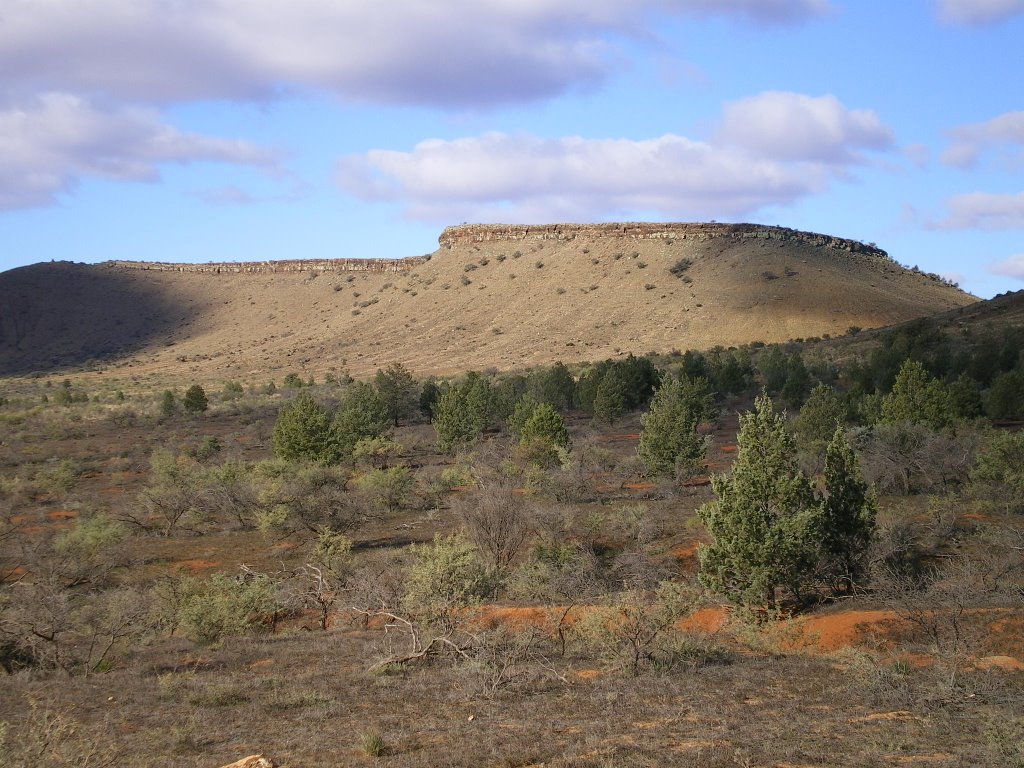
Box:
[879,359,952,429]
[160,390,175,418]
[637,378,708,478]
[272,392,334,463]
[182,384,209,413]
[698,394,819,610]
[591,367,628,425]
[374,362,420,427]
[817,426,876,593]
[432,378,490,453]
[331,383,391,458]
[519,403,569,467]
[792,383,847,452]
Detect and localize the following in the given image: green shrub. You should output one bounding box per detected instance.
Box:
[183,384,209,413]
[178,572,278,645]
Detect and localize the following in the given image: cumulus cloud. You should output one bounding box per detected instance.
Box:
[337,92,890,222]
[716,92,894,163]
[0,94,275,210]
[933,191,1024,230]
[989,254,1024,279]
[941,111,1024,167]
[936,0,1024,25]
[0,0,833,109]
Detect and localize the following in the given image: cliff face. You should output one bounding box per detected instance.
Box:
[106,256,429,274]
[438,222,889,258]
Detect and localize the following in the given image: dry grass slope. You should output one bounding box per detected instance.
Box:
[0,223,976,381]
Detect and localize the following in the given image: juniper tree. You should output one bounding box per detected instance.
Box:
[637,378,708,478]
[432,377,490,454]
[374,362,420,427]
[183,384,209,413]
[331,383,391,458]
[817,426,877,593]
[272,391,334,463]
[519,402,569,466]
[698,394,819,610]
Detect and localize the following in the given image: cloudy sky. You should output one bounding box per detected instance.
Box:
[1,0,1022,297]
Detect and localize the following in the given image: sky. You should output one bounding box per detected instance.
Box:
[0,0,1022,298]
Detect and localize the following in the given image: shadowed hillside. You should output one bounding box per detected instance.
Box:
[0,223,977,380]
[0,262,210,376]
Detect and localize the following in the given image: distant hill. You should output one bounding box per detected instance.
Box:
[0,223,978,380]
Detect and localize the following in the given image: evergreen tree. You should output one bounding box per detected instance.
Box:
[374,362,420,427]
[591,367,629,425]
[331,383,391,458]
[160,390,176,418]
[526,361,576,411]
[792,383,847,452]
[781,352,811,408]
[519,403,569,466]
[984,370,1024,419]
[432,378,490,454]
[183,384,209,413]
[419,380,441,418]
[272,392,334,463]
[879,359,952,429]
[637,378,707,478]
[506,394,541,438]
[817,426,876,593]
[698,395,819,609]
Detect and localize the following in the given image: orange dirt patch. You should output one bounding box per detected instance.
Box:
[720,444,737,453]
[850,710,921,723]
[621,482,655,491]
[672,541,700,563]
[975,655,1024,671]
[173,559,222,572]
[785,610,905,652]
[677,606,729,634]
[46,509,78,520]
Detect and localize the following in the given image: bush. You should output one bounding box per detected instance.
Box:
[178,571,278,645]
[403,535,493,629]
[182,384,208,413]
[574,581,701,674]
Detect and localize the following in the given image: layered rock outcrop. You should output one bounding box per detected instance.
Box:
[437,222,889,259]
[106,256,428,275]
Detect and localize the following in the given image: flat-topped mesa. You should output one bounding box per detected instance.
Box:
[438,222,890,259]
[104,256,429,275]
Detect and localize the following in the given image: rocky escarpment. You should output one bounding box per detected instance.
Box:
[106,256,429,274]
[438,222,889,259]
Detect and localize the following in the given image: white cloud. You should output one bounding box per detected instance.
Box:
[941,111,1024,167]
[933,191,1024,230]
[716,92,893,163]
[936,0,1024,24]
[989,254,1024,280]
[0,0,833,109]
[337,92,891,223]
[0,94,275,210]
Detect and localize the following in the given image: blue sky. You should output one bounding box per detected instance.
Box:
[1,0,1022,298]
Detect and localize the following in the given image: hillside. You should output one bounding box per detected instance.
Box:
[0,223,977,380]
